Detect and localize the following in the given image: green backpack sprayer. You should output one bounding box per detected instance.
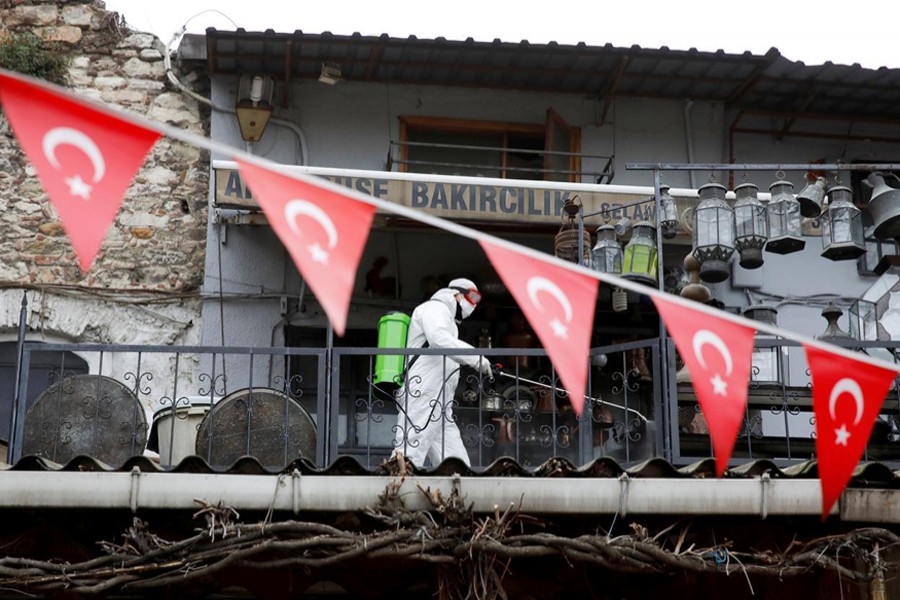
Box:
[372,311,412,395]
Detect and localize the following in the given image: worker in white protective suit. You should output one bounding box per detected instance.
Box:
[393,278,493,467]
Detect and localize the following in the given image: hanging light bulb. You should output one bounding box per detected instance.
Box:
[613,215,633,237]
[611,288,628,312]
[658,184,679,239]
[732,182,767,269]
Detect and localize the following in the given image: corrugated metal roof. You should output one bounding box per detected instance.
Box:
[5,453,899,484]
[182,30,900,123]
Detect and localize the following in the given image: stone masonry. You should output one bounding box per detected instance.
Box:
[0,0,211,417]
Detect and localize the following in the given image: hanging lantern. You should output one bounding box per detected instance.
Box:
[621,221,658,286]
[591,224,623,274]
[658,184,679,239]
[742,303,785,386]
[554,197,591,265]
[692,182,735,283]
[765,180,805,254]
[821,185,865,261]
[796,175,827,218]
[732,182,767,269]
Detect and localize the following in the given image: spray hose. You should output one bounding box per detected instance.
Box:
[491,364,649,423]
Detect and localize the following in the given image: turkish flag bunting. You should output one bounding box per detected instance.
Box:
[236,160,375,336]
[804,344,898,519]
[480,241,598,415]
[653,296,756,476]
[0,70,161,272]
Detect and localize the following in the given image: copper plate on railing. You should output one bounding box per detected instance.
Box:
[195,387,316,468]
[22,375,147,467]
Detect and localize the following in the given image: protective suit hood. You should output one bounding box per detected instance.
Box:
[428,287,460,315]
[447,278,478,321]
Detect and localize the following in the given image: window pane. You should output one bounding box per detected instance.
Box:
[406,129,503,177]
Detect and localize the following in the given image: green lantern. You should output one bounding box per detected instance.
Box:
[621,221,658,286]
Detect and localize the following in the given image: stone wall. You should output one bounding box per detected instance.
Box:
[0,0,209,292]
[0,0,211,416]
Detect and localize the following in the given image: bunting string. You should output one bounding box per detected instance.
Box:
[4,67,900,512]
[0,67,891,375]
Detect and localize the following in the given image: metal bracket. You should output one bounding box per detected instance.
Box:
[618,472,630,518]
[451,473,461,498]
[292,469,301,515]
[130,466,141,514]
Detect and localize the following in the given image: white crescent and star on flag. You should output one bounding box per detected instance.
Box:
[828,377,865,447]
[283,198,339,265]
[41,127,105,201]
[526,276,573,339]
[692,329,733,397]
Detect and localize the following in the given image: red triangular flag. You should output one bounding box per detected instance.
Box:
[480,241,598,415]
[804,344,897,519]
[236,160,375,336]
[0,70,161,272]
[653,296,756,476]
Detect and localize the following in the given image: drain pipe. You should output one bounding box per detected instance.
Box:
[0,470,857,519]
[684,99,696,188]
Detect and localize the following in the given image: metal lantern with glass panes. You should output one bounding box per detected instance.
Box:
[692,182,735,283]
[765,180,805,254]
[742,303,784,386]
[732,182,767,269]
[591,224,623,274]
[658,184,679,239]
[850,269,900,342]
[621,221,658,286]
[821,185,865,261]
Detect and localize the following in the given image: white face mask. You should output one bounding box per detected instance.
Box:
[457,297,476,320]
[458,298,475,319]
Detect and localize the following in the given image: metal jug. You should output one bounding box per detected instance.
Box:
[864,172,900,239]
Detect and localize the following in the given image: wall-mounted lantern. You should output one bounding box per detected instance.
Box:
[235,74,275,142]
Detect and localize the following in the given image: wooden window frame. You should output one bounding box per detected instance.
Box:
[398,115,580,181]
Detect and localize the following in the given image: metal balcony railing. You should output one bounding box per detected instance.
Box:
[7,337,900,471]
[387,141,615,183]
